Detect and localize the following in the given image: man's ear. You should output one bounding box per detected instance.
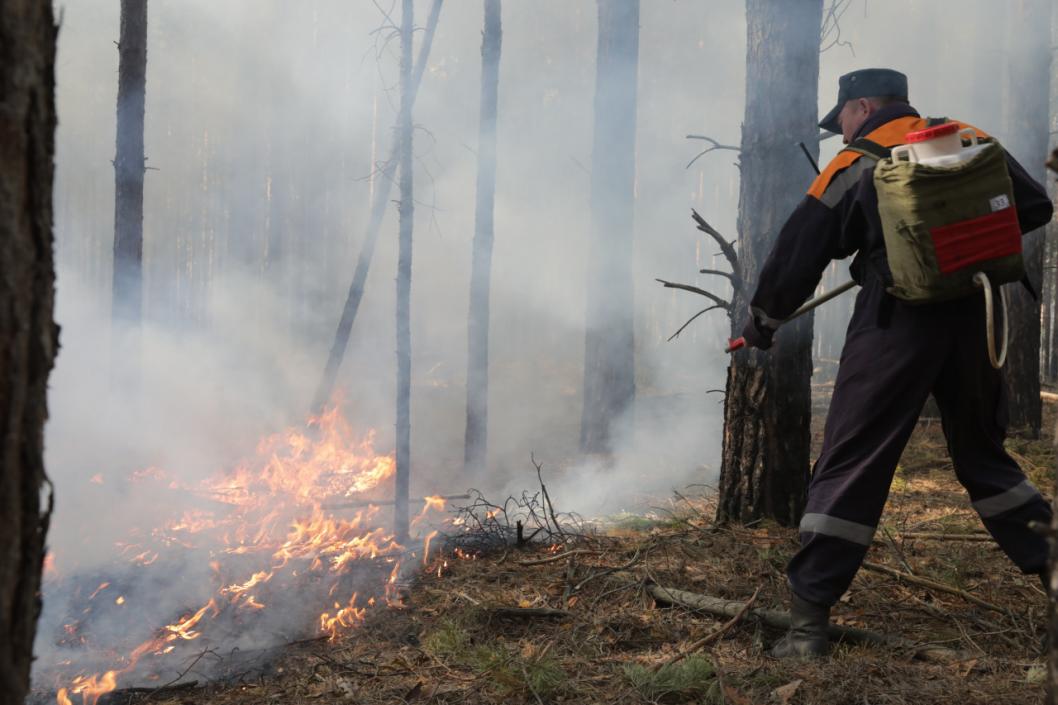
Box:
[858,97,873,115]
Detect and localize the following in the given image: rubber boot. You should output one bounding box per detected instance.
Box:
[770,593,831,659]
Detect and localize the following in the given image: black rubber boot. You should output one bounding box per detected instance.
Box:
[770,593,831,659]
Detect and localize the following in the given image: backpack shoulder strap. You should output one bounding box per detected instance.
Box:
[844,138,890,162]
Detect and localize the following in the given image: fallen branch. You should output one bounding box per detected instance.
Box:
[322,493,470,511]
[489,607,570,620]
[518,548,600,567]
[861,561,1005,614]
[653,586,761,672]
[892,533,994,543]
[646,583,963,663]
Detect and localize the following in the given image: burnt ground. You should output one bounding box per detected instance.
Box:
[92,392,1057,705]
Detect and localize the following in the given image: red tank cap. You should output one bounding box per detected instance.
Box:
[904,122,959,143]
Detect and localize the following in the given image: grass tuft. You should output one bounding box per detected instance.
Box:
[623,654,719,703]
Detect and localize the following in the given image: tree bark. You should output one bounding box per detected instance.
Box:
[112,0,149,325]
[464,0,502,478]
[310,0,443,415]
[580,0,639,454]
[0,1,58,701]
[1001,0,1052,438]
[716,0,823,526]
[394,0,415,543]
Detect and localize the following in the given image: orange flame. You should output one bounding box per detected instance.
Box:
[51,405,454,704]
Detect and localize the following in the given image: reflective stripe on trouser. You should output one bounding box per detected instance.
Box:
[787,282,1051,608]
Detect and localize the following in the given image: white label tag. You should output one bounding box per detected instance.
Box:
[989,194,1011,212]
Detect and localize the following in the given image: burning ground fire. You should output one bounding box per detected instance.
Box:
[39,406,451,705]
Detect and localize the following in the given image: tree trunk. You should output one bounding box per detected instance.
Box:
[112,0,148,325]
[394,0,415,543]
[716,0,823,526]
[310,0,443,415]
[580,0,639,455]
[1001,0,1052,438]
[0,1,58,701]
[464,0,502,478]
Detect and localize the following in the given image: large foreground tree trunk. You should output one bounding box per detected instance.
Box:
[0,2,59,701]
[394,0,415,542]
[464,0,502,478]
[1002,0,1052,438]
[112,0,148,325]
[580,0,639,454]
[716,0,823,526]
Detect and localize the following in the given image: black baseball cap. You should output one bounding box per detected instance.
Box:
[819,68,909,134]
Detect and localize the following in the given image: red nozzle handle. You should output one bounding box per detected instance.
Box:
[726,337,746,353]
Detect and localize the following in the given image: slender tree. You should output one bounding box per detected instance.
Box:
[112,0,149,325]
[394,0,415,542]
[1001,0,1052,438]
[0,1,59,701]
[464,0,503,477]
[580,0,639,454]
[715,0,824,525]
[311,0,443,415]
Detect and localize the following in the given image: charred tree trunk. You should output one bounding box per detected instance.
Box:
[112,0,148,325]
[464,0,502,478]
[716,0,823,526]
[580,0,639,454]
[0,1,58,701]
[1002,0,1051,438]
[394,0,415,542]
[311,0,443,415]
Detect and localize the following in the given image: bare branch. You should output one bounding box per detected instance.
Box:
[685,134,740,169]
[667,305,724,342]
[820,0,857,56]
[691,209,740,277]
[655,278,730,310]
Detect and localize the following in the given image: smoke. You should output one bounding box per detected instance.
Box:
[40,0,1040,695]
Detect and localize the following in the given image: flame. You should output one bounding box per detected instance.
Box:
[51,405,451,704]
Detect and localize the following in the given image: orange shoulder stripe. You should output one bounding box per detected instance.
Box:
[806,116,990,201]
[807,150,862,200]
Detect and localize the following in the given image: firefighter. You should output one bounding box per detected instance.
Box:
[739,68,1055,658]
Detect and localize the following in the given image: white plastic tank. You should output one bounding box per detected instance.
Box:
[890,122,989,167]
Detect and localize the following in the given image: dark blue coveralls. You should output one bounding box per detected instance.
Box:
[742,103,1054,608]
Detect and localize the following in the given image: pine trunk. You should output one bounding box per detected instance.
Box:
[311,0,443,414]
[716,0,823,526]
[112,0,148,324]
[0,1,58,700]
[464,0,502,478]
[394,0,415,542]
[1002,0,1052,438]
[580,0,639,454]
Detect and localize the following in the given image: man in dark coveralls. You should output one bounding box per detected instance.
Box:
[739,68,1055,658]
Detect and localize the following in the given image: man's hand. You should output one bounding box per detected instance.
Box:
[740,316,775,351]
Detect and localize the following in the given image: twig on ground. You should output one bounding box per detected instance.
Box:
[489,607,570,620]
[647,583,965,663]
[653,586,761,672]
[573,546,647,593]
[861,561,1005,614]
[518,549,600,567]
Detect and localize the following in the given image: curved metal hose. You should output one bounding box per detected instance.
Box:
[972,271,1008,369]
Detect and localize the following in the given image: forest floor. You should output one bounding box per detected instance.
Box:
[108,391,1057,705]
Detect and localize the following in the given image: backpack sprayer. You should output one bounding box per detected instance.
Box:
[729,121,1018,369]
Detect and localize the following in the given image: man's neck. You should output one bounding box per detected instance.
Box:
[853,102,920,141]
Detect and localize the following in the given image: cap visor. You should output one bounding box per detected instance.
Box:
[818,102,842,134]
